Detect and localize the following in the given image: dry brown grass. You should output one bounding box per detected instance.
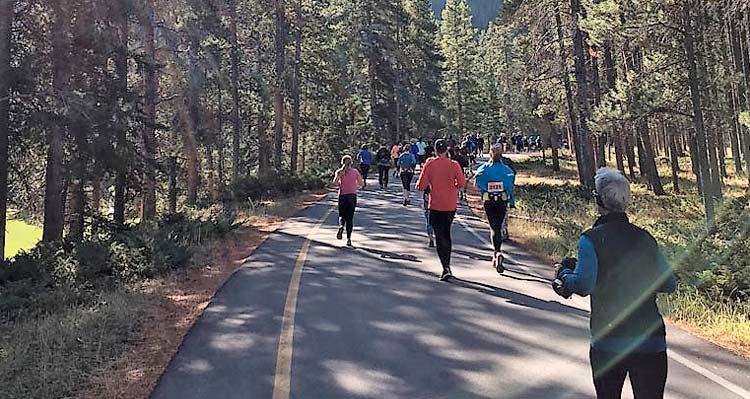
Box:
[79,191,328,399]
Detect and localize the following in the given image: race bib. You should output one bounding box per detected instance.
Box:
[488,182,504,193]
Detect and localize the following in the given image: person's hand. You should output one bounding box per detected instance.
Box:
[554,257,577,280]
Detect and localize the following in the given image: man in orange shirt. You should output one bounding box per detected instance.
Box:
[416,139,467,281]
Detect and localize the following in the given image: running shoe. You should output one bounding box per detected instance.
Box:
[337,227,344,240]
[493,253,505,274]
[439,269,454,282]
[429,239,435,248]
[347,239,353,247]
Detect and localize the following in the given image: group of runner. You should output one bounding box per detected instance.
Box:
[333,137,517,281]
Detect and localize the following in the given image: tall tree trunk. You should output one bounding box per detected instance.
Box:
[290,0,302,172]
[0,0,11,257]
[590,49,606,168]
[67,121,86,242]
[44,1,70,242]
[181,98,200,205]
[273,0,285,170]
[631,49,665,195]
[554,1,583,183]
[230,0,241,181]
[569,0,596,189]
[456,68,465,137]
[603,42,625,173]
[139,0,157,221]
[727,25,743,175]
[683,3,715,225]
[551,128,561,172]
[113,0,129,225]
[168,156,177,214]
[667,124,681,194]
[217,72,225,194]
[206,143,217,202]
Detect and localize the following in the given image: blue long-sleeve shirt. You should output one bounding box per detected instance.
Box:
[560,236,677,352]
[475,161,516,206]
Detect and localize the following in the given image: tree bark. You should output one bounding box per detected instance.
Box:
[230,0,241,181]
[569,0,596,189]
[168,156,177,214]
[667,124,680,194]
[44,0,70,242]
[273,0,286,170]
[554,1,583,182]
[138,0,157,220]
[631,48,665,195]
[290,0,302,171]
[683,3,715,225]
[0,0,11,257]
[113,0,129,225]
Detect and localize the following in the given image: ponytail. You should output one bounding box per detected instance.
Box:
[335,155,353,182]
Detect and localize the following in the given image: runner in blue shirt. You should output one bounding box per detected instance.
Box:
[475,143,516,273]
[357,144,372,188]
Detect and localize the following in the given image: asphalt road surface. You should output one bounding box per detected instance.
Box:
[152,177,750,399]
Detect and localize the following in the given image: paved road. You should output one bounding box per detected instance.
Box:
[152,181,750,399]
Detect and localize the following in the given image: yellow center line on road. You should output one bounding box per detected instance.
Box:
[272,207,334,399]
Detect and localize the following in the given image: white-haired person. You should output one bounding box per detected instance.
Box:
[552,168,677,399]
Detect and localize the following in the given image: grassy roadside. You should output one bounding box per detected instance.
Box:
[0,191,329,399]
[470,153,750,359]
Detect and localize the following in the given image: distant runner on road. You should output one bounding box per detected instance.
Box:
[390,142,401,177]
[357,144,371,188]
[475,143,516,273]
[398,146,417,206]
[333,155,364,247]
[416,139,466,281]
[376,144,391,190]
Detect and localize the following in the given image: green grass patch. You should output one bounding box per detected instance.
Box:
[5,219,42,260]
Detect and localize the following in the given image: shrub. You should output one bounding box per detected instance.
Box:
[231,170,327,203]
[0,209,239,322]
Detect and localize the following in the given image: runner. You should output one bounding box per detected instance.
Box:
[475,143,516,273]
[416,137,427,165]
[416,139,467,281]
[375,144,391,190]
[357,144,372,188]
[398,146,417,206]
[390,142,401,177]
[333,155,364,247]
[423,188,435,248]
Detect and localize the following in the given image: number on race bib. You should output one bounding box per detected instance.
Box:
[488,182,504,193]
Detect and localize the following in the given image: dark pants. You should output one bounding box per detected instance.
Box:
[484,200,508,253]
[359,164,370,184]
[590,348,667,399]
[429,210,455,271]
[401,171,414,190]
[378,166,390,187]
[338,194,357,239]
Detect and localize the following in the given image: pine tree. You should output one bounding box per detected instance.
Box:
[439,0,478,137]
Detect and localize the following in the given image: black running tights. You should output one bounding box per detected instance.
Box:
[429,210,455,271]
[338,194,357,239]
[484,200,508,253]
[378,166,390,187]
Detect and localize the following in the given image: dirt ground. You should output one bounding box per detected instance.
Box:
[81,192,328,399]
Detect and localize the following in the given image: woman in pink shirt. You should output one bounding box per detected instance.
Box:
[333,155,364,246]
